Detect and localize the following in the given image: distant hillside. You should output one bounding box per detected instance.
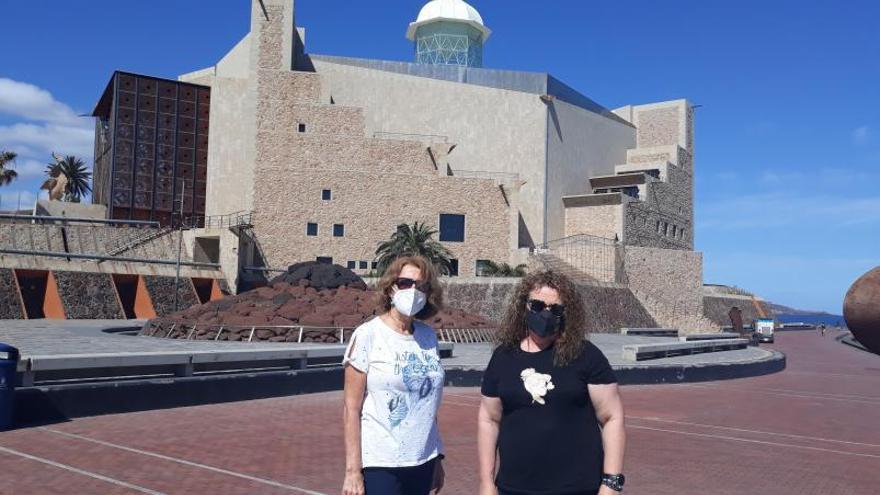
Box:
[767,302,833,317]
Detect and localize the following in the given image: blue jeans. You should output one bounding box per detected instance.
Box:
[363,458,436,495]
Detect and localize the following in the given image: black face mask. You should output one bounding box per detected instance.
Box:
[526,310,562,338]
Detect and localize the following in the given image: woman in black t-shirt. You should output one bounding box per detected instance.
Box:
[478,271,626,495]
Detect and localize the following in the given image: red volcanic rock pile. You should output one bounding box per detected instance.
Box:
[143,262,495,343]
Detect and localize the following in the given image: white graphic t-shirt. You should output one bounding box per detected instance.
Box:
[343,316,445,468]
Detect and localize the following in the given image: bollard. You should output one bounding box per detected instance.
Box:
[0,343,19,431]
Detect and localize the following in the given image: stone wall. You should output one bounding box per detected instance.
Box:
[624,160,692,250]
[251,170,511,277]
[245,8,513,278]
[0,268,24,319]
[54,271,125,319]
[703,294,769,327]
[441,278,656,333]
[144,276,200,317]
[565,204,622,240]
[623,246,717,333]
[442,278,519,323]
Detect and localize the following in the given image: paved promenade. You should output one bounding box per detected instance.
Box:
[0,330,876,494]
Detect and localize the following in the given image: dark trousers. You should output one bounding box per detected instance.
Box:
[363,458,436,495]
[499,490,598,495]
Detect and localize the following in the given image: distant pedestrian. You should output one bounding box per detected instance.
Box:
[342,256,446,495]
[820,323,826,337]
[478,271,626,495]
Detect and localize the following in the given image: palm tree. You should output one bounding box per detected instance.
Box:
[480,261,528,277]
[46,154,92,202]
[375,222,454,276]
[0,151,18,186]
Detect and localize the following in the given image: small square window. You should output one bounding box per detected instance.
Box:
[439,214,465,242]
[476,259,492,277]
[371,261,379,270]
[322,189,332,200]
[333,224,344,237]
[316,256,333,265]
[359,261,368,270]
[306,222,318,236]
[447,259,459,277]
[298,123,306,133]
[347,261,356,269]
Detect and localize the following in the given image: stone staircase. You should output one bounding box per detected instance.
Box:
[531,251,603,284]
[108,226,175,258]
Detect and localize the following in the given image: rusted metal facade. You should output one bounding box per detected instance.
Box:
[92,71,209,226]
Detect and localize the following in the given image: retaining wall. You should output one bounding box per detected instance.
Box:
[0,268,24,318]
[703,294,768,327]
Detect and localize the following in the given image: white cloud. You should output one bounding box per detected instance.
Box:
[715,172,738,181]
[0,78,93,166]
[0,122,93,159]
[0,78,83,125]
[852,125,870,146]
[9,159,47,179]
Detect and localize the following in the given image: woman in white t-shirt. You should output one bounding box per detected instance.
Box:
[342,255,446,495]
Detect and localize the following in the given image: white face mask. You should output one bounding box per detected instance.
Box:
[392,288,427,317]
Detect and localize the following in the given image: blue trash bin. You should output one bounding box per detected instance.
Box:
[0,343,19,430]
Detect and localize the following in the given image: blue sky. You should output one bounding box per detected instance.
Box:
[1,0,877,313]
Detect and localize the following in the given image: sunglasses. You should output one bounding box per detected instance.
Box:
[527,299,565,317]
[395,277,431,292]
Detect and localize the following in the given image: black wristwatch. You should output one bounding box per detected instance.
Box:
[601,473,625,492]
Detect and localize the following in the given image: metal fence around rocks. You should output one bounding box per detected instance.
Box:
[142,320,497,344]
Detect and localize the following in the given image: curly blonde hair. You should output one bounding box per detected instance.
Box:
[496,271,586,366]
[375,256,443,320]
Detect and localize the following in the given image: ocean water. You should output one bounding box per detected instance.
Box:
[776,314,846,327]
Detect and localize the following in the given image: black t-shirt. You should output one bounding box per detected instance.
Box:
[481,340,617,495]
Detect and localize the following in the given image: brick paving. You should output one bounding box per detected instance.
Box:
[1,330,878,494]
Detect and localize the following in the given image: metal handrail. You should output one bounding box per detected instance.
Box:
[147,320,497,344]
[448,169,520,181]
[0,214,159,227]
[373,131,449,142]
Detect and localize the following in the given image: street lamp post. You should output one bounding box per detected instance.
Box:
[173,180,185,312]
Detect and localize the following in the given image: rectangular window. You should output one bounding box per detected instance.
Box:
[322,189,332,200]
[316,256,333,265]
[672,225,677,238]
[347,261,356,269]
[448,259,459,277]
[359,261,368,270]
[663,222,669,236]
[476,259,492,277]
[333,224,345,237]
[306,222,318,236]
[656,220,661,233]
[371,261,379,270]
[679,228,686,240]
[439,214,465,242]
[298,123,306,133]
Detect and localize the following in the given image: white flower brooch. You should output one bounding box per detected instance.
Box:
[520,368,555,405]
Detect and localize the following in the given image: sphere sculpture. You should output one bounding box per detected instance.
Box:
[843,266,880,354]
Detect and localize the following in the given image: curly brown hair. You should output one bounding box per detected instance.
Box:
[496,270,586,366]
[375,256,443,320]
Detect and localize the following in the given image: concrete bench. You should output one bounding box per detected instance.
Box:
[16,343,454,386]
[680,332,742,342]
[622,338,749,362]
[621,328,680,337]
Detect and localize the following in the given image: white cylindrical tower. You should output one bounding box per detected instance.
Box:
[406,0,491,68]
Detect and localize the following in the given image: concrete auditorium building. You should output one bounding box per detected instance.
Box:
[0,0,769,332]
